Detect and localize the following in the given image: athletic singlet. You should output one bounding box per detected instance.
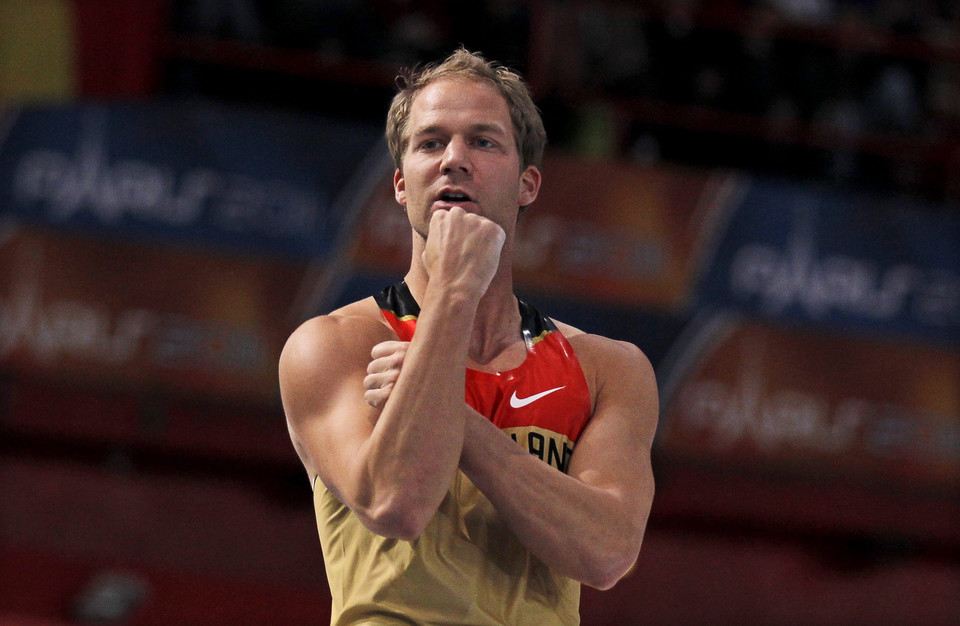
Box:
[314,281,593,625]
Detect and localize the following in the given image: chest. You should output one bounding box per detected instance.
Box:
[464,331,593,464]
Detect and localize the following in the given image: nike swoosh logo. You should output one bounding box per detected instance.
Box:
[509,386,566,408]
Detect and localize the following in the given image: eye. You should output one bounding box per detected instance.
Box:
[474,137,496,149]
[417,138,444,151]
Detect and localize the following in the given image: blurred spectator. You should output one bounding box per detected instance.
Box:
[626,131,662,166]
[927,62,960,134]
[372,0,451,66]
[864,63,921,132]
[763,0,836,23]
[448,0,532,74]
[573,2,652,97]
[174,0,263,42]
[724,11,781,115]
[260,0,381,58]
[815,92,865,181]
[812,43,867,181]
[646,0,741,107]
[873,0,928,34]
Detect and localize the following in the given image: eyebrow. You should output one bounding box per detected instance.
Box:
[410,122,509,139]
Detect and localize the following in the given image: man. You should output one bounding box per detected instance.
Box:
[279,48,658,624]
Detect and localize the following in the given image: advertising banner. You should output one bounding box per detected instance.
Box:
[0,103,387,259]
[658,313,960,492]
[696,178,960,345]
[0,225,307,403]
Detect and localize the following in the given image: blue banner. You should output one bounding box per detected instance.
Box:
[696,178,960,346]
[0,102,388,258]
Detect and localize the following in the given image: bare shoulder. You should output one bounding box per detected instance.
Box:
[279,297,396,479]
[288,297,386,338]
[553,319,655,384]
[283,297,385,361]
[279,297,394,420]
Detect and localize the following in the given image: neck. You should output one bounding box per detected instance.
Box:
[405,236,522,366]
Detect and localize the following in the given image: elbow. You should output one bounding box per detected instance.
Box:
[583,553,636,591]
[358,494,435,541]
[582,533,644,590]
[585,551,639,591]
[587,493,654,589]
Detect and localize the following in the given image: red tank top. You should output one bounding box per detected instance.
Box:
[375,281,592,472]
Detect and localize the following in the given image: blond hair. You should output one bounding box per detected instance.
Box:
[385,48,546,173]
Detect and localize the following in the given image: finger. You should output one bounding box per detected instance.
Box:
[363,369,398,390]
[370,340,409,359]
[364,382,394,410]
[367,358,403,379]
[366,352,404,375]
[363,388,384,410]
[431,207,450,225]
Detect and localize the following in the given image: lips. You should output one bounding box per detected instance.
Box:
[433,189,478,212]
[439,190,473,203]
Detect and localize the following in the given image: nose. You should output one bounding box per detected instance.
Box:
[440,137,471,175]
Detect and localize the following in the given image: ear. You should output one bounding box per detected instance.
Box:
[393,168,406,207]
[518,165,541,207]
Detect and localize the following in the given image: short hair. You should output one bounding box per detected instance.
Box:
[385,47,547,173]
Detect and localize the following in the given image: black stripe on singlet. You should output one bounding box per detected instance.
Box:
[375,281,557,342]
[374,281,420,320]
[518,297,556,338]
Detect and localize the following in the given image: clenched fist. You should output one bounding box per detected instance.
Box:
[422,207,505,298]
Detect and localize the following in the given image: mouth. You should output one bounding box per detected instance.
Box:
[438,190,474,205]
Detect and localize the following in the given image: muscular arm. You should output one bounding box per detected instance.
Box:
[459,335,658,589]
[279,207,504,540]
[364,332,658,587]
[279,296,474,540]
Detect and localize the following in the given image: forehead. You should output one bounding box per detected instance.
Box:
[407,78,511,133]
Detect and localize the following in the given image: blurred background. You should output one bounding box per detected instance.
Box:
[0,0,958,624]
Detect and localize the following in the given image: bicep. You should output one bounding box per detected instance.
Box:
[279,317,389,501]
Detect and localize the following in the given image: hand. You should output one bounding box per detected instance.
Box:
[422,207,505,298]
[363,340,409,410]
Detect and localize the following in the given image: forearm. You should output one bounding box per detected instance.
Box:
[359,286,479,536]
[459,410,649,589]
